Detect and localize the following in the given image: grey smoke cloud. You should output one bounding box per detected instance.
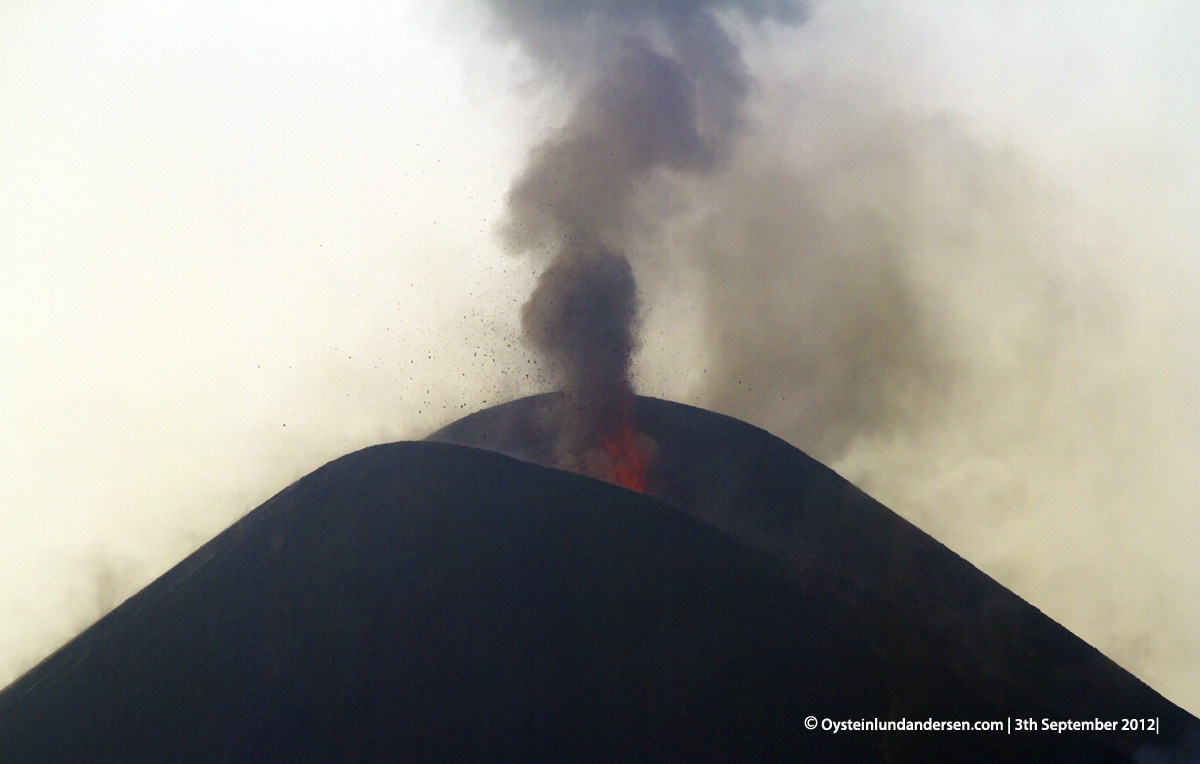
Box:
[488,0,805,57]
[502,41,714,250]
[491,0,805,476]
[674,114,1076,465]
[486,0,1200,715]
[3,0,1197,724]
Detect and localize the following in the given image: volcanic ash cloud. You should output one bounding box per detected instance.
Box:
[493,1,806,485]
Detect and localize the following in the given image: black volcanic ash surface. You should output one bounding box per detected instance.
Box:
[0,398,1193,762]
[0,441,942,762]
[431,393,1200,761]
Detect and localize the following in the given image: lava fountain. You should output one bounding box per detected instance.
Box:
[597,397,654,493]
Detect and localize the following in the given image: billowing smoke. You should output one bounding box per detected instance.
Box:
[483,0,1200,714]
[4,0,1196,723]
[489,0,805,480]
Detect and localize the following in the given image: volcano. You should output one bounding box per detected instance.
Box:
[1,395,1195,762]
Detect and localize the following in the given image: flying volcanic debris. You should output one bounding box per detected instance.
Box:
[490,0,807,489]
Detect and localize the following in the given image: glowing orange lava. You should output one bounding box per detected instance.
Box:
[598,405,648,493]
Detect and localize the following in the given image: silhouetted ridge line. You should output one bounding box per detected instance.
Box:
[0,399,1193,762]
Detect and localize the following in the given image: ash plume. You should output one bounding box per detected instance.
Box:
[491,0,806,477]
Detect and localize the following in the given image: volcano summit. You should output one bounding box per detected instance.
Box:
[1,394,1195,762]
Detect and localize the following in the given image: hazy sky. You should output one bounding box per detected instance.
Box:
[2,0,1198,716]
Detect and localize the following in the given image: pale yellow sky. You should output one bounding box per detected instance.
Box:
[2,0,1199,716]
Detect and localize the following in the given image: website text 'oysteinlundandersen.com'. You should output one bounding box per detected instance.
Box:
[810,717,1159,734]
[815,718,1003,734]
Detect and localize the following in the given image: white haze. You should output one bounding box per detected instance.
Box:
[1,0,1198,717]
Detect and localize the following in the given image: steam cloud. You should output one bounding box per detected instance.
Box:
[490,0,805,477]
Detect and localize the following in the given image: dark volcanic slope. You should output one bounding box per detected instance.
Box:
[431,393,1199,759]
[0,398,1193,762]
[0,443,1050,762]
